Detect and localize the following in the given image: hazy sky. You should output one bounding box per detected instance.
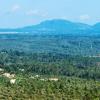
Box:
[0,0,100,28]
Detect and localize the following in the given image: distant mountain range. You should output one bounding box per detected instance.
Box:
[0,19,100,35]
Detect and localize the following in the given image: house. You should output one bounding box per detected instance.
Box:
[19,69,24,72]
[0,68,4,72]
[49,78,58,81]
[40,78,47,81]
[3,73,15,78]
[10,79,16,84]
[35,75,39,78]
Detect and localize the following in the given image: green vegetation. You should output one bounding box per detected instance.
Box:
[0,50,100,99]
[0,75,100,100]
[0,34,100,99]
[0,34,100,56]
[1,50,100,79]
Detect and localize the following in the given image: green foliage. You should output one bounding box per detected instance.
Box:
[0,50,100,79]
[0,34,100,56]
[0,76,100,100]
[0,34,100,99]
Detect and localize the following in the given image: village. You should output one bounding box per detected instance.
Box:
[0,68,59,85]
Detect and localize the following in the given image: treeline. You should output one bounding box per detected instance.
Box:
[0,50,100,80]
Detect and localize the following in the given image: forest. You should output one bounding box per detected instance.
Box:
[0,34,100,99]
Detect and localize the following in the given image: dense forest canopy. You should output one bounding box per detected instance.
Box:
[0,34,100,99]
[0,34,100,56]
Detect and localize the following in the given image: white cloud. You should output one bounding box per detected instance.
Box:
[41,12,48,17]
[79,14,90,21]
[26,9,48,18]
[26,10,39,16]
[11,4,20,12]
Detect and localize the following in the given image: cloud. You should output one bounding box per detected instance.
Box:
[11,4,20,12]
[26,10,39,16]
[26,9,48,18]
[79,14,90,21]
[1,4,20,16]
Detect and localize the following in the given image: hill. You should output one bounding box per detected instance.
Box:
[0,19,95,35]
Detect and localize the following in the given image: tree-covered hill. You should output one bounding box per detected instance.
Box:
[0,34,100,56]
[0,19,100,35]
[0,32,100,99]
[0,75,100,100]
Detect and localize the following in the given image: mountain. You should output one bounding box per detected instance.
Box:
[0,19,100,35]
[92,23,100,33]
[21,19,91,34]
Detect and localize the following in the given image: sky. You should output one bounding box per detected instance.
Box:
[0,0,100,28]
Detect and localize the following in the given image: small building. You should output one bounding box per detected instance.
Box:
[0,68,4,72]
[49,78,58,81]
[35,75,39,78]
[40,78,46,81]
[10,79,16,84]
[19,69,24,72]
[3,73,15,78]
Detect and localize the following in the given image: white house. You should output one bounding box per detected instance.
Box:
[0,68,4,72]
[10,79,16,84]
[3,73,15,78]
[49,78,58,81]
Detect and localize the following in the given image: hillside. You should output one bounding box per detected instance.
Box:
[0,19,100,35]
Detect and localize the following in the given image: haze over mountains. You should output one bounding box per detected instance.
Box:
[0,19,100,35]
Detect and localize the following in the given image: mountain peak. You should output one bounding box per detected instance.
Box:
[1,19,100,35]
[40,19,73,24]
[35,19,91,31]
